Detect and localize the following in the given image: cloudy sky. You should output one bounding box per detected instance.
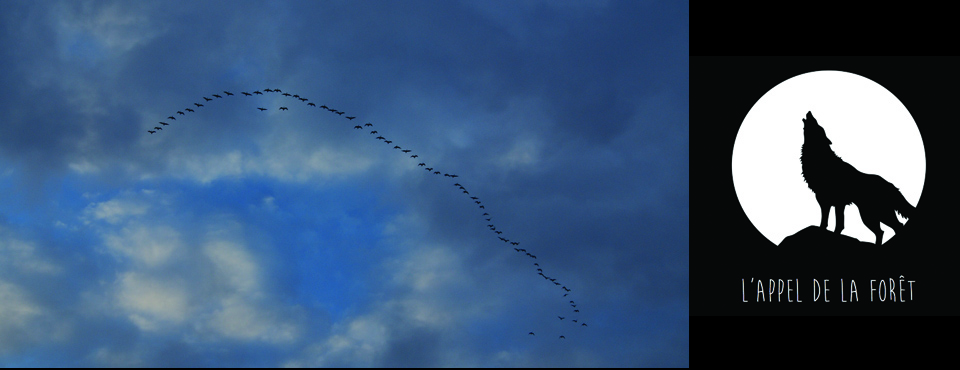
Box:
[0,0,687,367]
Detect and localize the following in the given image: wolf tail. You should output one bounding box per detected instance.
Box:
[892,187,915,220]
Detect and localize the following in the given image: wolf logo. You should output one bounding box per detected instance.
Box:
[800,111,915,245]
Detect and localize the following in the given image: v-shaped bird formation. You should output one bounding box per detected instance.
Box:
[147,88,588,339]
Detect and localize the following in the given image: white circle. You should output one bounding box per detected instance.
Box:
[732,70,925,245]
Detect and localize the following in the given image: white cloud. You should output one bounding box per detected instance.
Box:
[82,196,150,225]
[116,272,191,331]
[103,225,181,267]
[0,231,61,275]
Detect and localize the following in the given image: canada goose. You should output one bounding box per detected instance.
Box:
[411,155,418,158]
[434,171,441,174]
[154,127,162,130]
[203,97,212,101]
[224,91,233,95]
[273,89,281,92]
[242,92,252,96]
[572,320,578,323]
[402,150,411,153]
[562,287,570,291]
[426,168,433,171]
[581,323,587,327]
[369,131,378,134]
[308,103,316,106]
[264,89,273,92]
[376,136,385,140]
[496,231,502,234]
[558,316,565,320]
[148,130,156,134]
[394,146,401,149]
[167,116,176,120]
[510,242,518,245]
[529,332,535,336]
[300,98,308,102]
[354,126,363,129]
[212,94,222,98]
[364,123,373,127]
[194,103,203,107]
[574,309,579,312]
[321,105,328,109]
[159,122,169,125]
[257,107,267,111]
[254,91,263,95]
[471,197,478,200]
[185,108,195,112]
[177,111,185,115]
[346,116,356,120]
[418,163,425,166]
[293,94,300,98]
[559,336,565,339]
[450,175,458,178]
[283,93,291,96]
[384,140,392,144]
[336,112,344,115]
[279,107,288,110]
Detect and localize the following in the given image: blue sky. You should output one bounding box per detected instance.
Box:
[0,0,687,366]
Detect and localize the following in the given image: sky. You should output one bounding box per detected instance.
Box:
[0,0,688,367]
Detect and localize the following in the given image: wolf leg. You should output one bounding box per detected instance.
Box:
[858,205,884,245]
[817,195,831,229]
[834,203,845,234]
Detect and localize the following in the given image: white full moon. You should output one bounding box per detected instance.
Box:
[731,70,925,245]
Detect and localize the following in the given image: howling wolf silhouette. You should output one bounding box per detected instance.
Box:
[800,111,914,245]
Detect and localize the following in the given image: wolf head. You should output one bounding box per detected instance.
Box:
[802,111,832,146]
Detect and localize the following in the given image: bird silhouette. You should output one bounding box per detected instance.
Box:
[148,130,156,134]
[224,91,233,96]
[242,92,252,96]
[279,107,288,110]
[283,93,291,96]
[364,123,373,127]
[159,122,169,125]
[426,168,433,171]
[384,140,392,144]
[411,155,419,158]
[402,150,411,153]
[370,131,378,134]
[394,146,402,149]
[194,103,203,107]
[299,97,308,102]
[185,108,195,112]
[574,309,579,312]
[293,94,300,98]
[376,136,385,140]
[308,103,316,107]
[320,105,328,109]
[203,97,212,101]
[154,126,162,130]
[418,163,426,166]
[254,91,263,95]
[354,125,363,129]
[559,335,565,339]
[558,316,565,320]
[212,94,222,98]
[177,111,185,115]
[167,116,176,120]
[346,116,356,120]
[337,112,344,115]
[434,171,441,175]
[572,319,578,323]
[529,332,535,336]
[257,107,267,111]
[264,89,273,92]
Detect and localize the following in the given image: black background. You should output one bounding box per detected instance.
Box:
[691,56,955,316]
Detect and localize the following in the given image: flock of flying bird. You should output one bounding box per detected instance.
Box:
[147,88,587,339]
